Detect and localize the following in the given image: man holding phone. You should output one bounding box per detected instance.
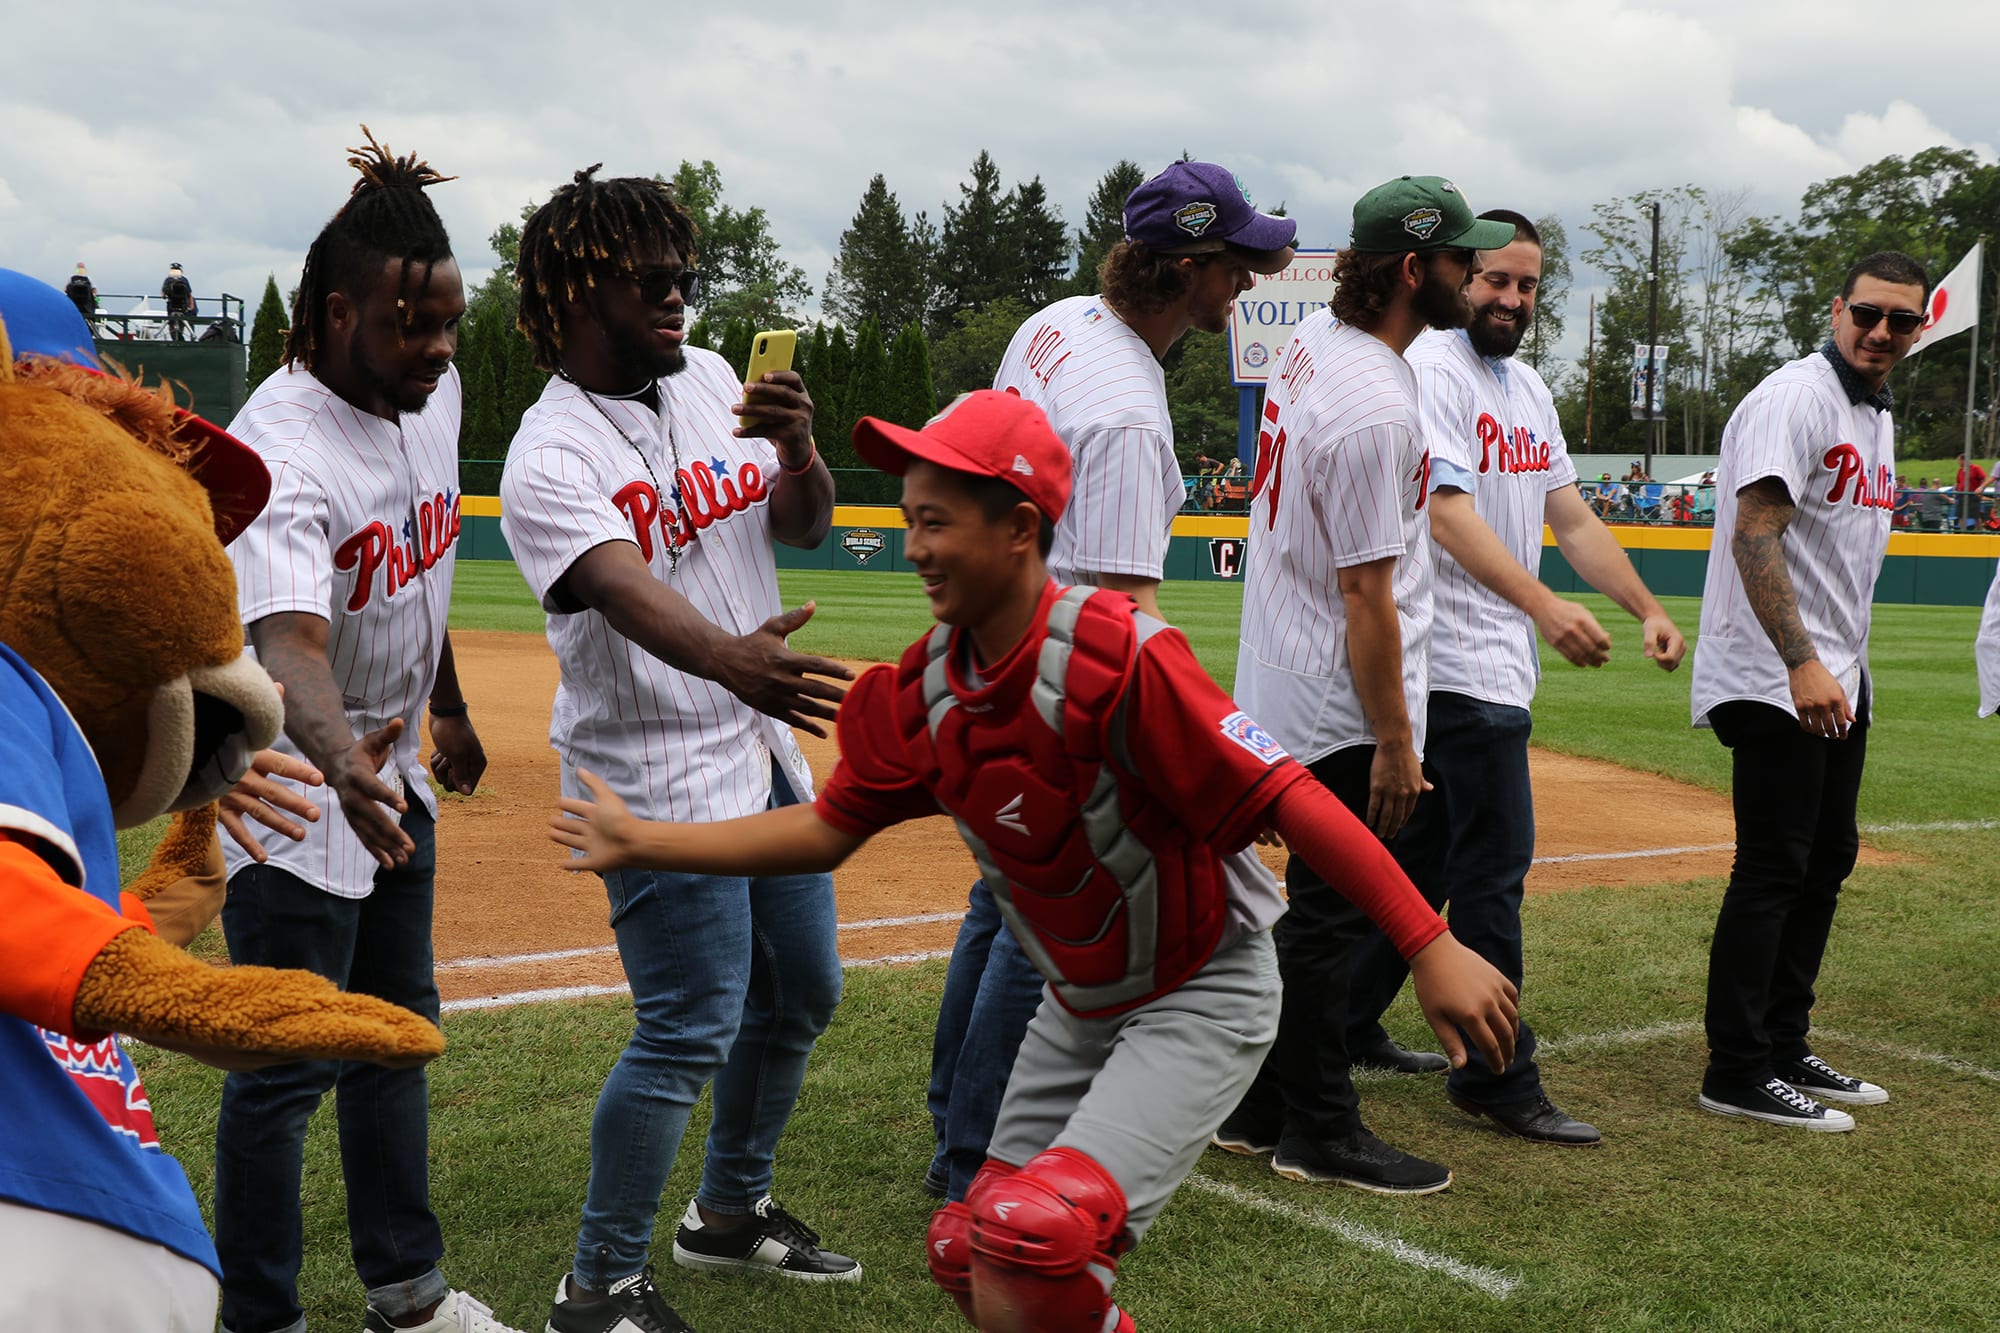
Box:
[501,167,857,1333]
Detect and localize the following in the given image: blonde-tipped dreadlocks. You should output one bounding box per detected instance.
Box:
[283,125,456,373]
[515,165,700,373]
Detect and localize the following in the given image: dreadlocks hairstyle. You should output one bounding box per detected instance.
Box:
[284,126,457,372]
[515,165,701,373]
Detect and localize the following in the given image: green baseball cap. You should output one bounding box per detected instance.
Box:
[1350,176,1517,254]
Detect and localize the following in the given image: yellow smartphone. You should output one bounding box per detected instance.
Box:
[740,329,798,429]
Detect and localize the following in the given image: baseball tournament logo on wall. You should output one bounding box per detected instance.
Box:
[1208,537,1245,578]
[840,528,886,565]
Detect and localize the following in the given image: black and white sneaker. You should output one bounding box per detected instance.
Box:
[1781,1054,1888,1105]
[671,1196,862,1282]
[1272,1127,1452,1195]
[1698,1077,1856,1131]
[545,1268,692,1333]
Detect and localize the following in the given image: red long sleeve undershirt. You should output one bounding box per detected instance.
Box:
[1265,778,1447,960]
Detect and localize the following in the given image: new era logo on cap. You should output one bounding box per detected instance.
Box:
[1012,454,1034,477]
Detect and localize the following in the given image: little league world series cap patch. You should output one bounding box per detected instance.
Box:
[1349,176,1517,254]
[1122,161,1298,273]
[852,390,1073,523]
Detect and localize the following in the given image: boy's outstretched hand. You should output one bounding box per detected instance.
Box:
[1407,932,1520,1073]
[550,768,639,872]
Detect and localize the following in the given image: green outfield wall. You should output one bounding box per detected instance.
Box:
[456,499,2000,607]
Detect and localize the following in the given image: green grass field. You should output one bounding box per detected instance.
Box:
[135,563,2000,1332]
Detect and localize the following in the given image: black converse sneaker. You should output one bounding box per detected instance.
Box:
[1271,1126,1452,1194]
[1698,1077,1856,1131]
[1780,1054,1889,1105]
[671,1196,862,1282]
[545,1267,692,1333]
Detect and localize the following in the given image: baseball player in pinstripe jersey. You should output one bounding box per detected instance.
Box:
[1223,176,1512,1194]
[1691,251,1930,1131]
[500,169,857,1333]
[917,161,1298,1208]
[1340,208,1685,1149]
[215,137,519,1333]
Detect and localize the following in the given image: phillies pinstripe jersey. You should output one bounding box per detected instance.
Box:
[1406,328,1579,710]
[222,363,464,898]
[1235,310,1433,763]
[993,294,1185,585]
[1692,351,1896,726]
[500,348,813,824]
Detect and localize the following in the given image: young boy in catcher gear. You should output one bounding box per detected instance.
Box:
[549,389,1520,1332]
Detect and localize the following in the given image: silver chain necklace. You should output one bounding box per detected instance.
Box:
[563,372,692,576]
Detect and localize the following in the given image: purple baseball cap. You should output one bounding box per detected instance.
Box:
[1122,161,1298,273]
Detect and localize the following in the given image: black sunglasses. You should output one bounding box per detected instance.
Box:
[1845,302,1922,336]
[629,267,702,306]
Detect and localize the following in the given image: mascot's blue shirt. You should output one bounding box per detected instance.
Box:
[0,645,218,1276]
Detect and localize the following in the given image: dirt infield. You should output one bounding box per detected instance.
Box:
[430,629,1754,1009]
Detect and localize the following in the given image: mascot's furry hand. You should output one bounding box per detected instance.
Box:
[72,927,445,1071]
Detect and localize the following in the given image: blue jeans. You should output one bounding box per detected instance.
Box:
[1346,692,1544,1106]
[215,806,447,1333]
[926,880,1047,1201]
[573,766,842,1287]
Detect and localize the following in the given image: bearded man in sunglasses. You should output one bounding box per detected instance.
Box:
[501,168,857,1333]
[1690,250,1929,1134]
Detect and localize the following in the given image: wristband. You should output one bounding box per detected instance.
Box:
[780,438,818,476]
[429,701,469,718]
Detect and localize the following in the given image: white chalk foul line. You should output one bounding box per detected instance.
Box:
[1858,819,2000,833]
[437,910,965,974]
[1814,1028,2000,1085]
[1184,1176,1520,1299]
[439,947,956,1012]
[1531,843,1734,865]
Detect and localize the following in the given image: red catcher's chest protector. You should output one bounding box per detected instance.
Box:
[895,586,1229,1017]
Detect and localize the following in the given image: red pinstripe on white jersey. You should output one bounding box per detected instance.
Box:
[994,295,1185,584]
[1407,329,1579,709]
[1235,310,1434,763]
[222,363,464,898]
[500,348,812,824]
[1692,352,1896,725]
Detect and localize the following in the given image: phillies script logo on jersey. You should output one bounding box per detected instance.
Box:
[1821,443,1894,509]
[1251,346,1317,528]
[40,1028,160,1150]
[614,458,770,563]
[334,489,462,613]
[1475,413,1551,475]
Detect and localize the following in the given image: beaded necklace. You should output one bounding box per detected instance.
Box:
[562,371,692,577]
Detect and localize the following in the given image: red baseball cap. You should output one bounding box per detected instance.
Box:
[852,390,1073,523]
[0,266,270,544]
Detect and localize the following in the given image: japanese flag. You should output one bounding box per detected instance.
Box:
[1913,241,1981,352]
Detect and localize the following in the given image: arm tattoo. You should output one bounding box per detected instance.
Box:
[1731,480,1818,669]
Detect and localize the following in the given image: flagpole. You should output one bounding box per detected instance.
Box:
[1961,240,1984,532]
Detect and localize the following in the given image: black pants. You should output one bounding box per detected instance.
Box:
[1230,745,1391,1140]
[1703,692,1869,1086]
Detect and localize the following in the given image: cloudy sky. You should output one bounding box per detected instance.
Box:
[5,0,1993,352]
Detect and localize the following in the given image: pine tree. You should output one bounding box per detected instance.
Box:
[1003,176,1070,309]
[246,275,288,391]
[934,151,1013,332]
[719,319,755,379]
[887,321,937,427]
[1069,160,1146,297]
[814,324,857,472]
[823,175,934,336]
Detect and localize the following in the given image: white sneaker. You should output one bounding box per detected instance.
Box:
[1698,1077,1856,1132]
[364,1289,526,1333]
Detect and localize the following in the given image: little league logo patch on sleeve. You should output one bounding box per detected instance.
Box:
[1219,710,1287,764]
[1403,208,1443,240]
[839,528,886,565]
[1174,201,1219,236]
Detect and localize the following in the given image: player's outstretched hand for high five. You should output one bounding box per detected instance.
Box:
[330,719,415,870]
[712,601,856,737]
[1407,931,1520,1072]
[219,748,323,863]
[734,370,815,463]
[1534,597,1613,668]
[1642,611,1688,671]
[550,768,644,872]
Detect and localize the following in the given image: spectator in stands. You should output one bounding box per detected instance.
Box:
[161,263,194,340]
[64,263,96,323]
[1669,488,1696,523]
[1893,475,1915,528]
[1958,460,1988,495]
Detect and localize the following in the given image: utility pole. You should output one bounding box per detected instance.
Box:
[1644,199,1661,476]
[1585,294,1596,448]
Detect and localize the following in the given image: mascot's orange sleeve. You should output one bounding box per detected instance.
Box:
[0,836,143,1037]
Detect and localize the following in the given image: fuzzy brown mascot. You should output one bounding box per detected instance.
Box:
[0,267,443,1326]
